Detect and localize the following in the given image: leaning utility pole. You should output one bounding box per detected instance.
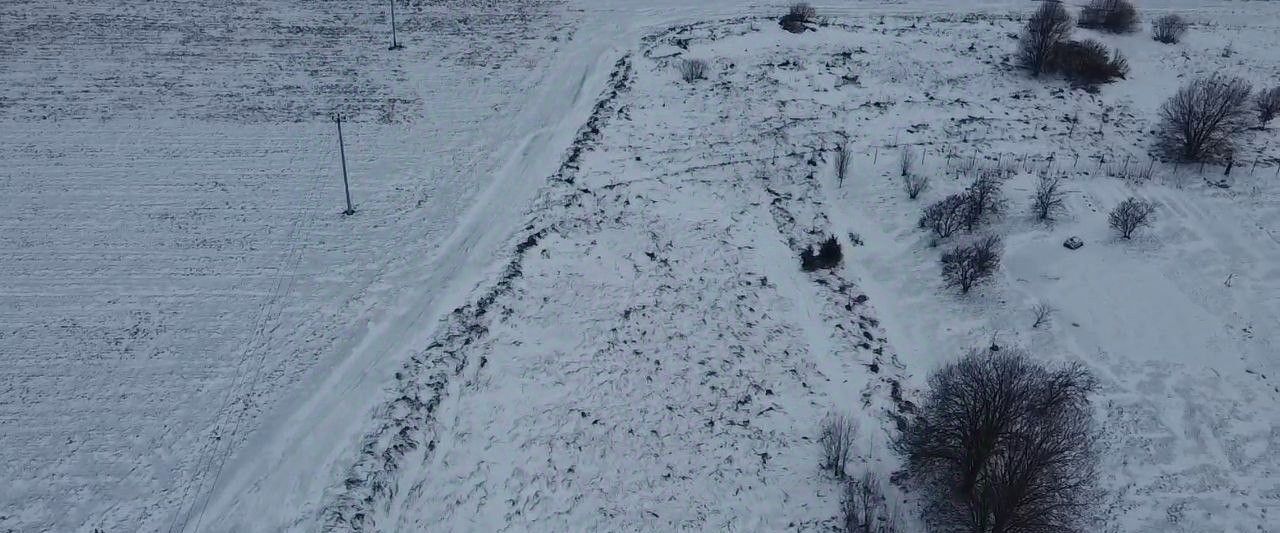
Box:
[388,0,403,50]
[336,115,354,215]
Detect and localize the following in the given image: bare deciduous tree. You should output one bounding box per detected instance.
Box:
[1032,302,1054,328]
[820,411,857,478]
[903,173,930,200]
[679,58,708,83]
[1108,197,1156,239]
[895,349,1099,533]
[1019,2,1073,77]
[1151,14,1188,44]
[1158,75,1253,161]
[1031,173,1066,222]
[919,193,969,239]
[1256,86,1280,127]
[789,2,816,21]
[962,172,1005,231]
[1079,0,1139,33]
[842,471,901,533]
[941,234,1002,294]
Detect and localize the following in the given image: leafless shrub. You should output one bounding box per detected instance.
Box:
[1151,14,1188,44]
[789,2,817,22]
[962,172,1005,231]
[1019,2,1074,77]
[835,144,852,186]
[1032,302,1054,328]
[679,58,708,83]
[1256,86,1280,127]
[842,471,902,533]
[1108,197,1156,239]
[895,349,1100,533]
[903,173,930,200]
[1158,75,1252,161]
[1031,173,1067,221]
[820,411,857,478]
[801,235,843,271]
[898,146,916,177]
[1079,0,1139,33]
[941,234,1002,294]
[919,193,969,239]
[1050,39,1129,84]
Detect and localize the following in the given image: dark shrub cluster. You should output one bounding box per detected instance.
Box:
[1079,0,1139,33]
[940,235,1002,294]
[1157,74,1253,161]
[780,3,816,33]
[1151,14,1188,44]
[800,236,842,271]
[896,349,1100,533]
[1049,39,1129,84]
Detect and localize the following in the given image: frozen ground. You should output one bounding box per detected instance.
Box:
[3,1,1279,532]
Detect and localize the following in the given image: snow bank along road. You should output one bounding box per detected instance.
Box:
[3,0,1277,531]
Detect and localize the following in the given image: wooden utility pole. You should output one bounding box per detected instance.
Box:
[389,0,403,50]
[336,115,354,215]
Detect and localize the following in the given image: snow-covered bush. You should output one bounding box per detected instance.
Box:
[1151,14,1188,44]
[919,193,969,239]
[820,411,857,478]
[842,471,902,533]
[1158,75,1253,161]
[1050,39,1129,84]
[678,58,708,83]
[903,172,930,200]
[1108,197,1156,239]
[940,235,1002,293]
[801,236,843,271]
[1079,0,1139,33]
[1018,2,1073,77]
[1256,86,1280,127]
[1031,173,1066,221]
[895,349,1099,533]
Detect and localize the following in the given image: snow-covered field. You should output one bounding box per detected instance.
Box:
[3,0,1279,532]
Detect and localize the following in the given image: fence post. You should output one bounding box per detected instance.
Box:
[336,115,354,216]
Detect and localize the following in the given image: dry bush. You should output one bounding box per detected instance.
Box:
[801,235,843,271]
[1050,39,1129,84]
[820,411,857,478]
[842,471,902,533]
[1151,14,1188,44]
[1019,2,1074,77]
[1256,86,1280,127]
[1079,0,1139,33]
[941,235,1002,294]
[678,58,708,83]
[903,173,930,200]
[789,2,817,22]
[896,349,1100,533]
[919,193,969,239]
[1108,197,1156,239]
[898,146,916,177]
[1031,173,1067,221]
[1158,74,1252,161]
[1032,302,1054,328]
[962,172,1005,231]
[835,144,852,186]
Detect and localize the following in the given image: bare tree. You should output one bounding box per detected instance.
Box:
[1108,197,1156,239]
[789,2,816,21]
[679,58,708,83]
[1151,14,1188,44]
[835,143,852,186]
[962,172,1005,231]
[842,471,901,533]
[820,411,857,478]
[1079,0,1139,33]
[1031,173,1067,222]
[1019,2,1073,77]
[941,235,1002,294]
[1256,86,1280,127]
[898,146,916,177]
[895,349,1099,533]
[903,173,930,200]
[1158,74,1253,161]
[1032,302,1054,328]
[919,193,969,239]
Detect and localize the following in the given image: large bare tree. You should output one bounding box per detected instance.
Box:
[1158,74,1253,161]
[1018,2,1073,77]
